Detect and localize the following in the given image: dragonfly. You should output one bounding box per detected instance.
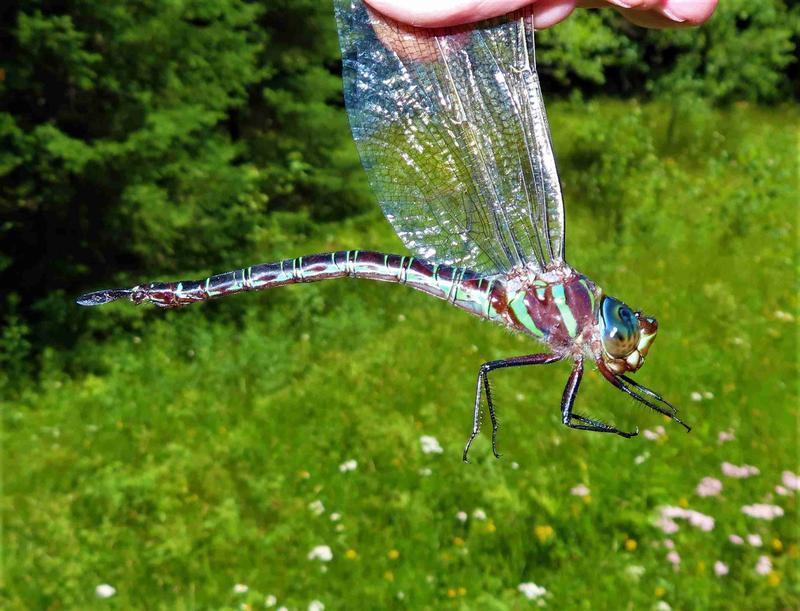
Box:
[78,0,689,461]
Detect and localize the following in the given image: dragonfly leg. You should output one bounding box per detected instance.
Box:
[561,358,639,438]
[597,362,691,432]
[463,352,562,463]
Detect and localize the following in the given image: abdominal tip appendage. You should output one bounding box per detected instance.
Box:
[76,289,130,306]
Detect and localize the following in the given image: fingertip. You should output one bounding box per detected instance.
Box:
[532,0,577,28]
[662,0,718,25]
[364,0,532,27]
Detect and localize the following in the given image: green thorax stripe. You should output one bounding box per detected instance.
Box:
[508,291,544,338]
[551,283,578,337]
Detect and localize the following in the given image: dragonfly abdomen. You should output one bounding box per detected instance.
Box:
[77,251,500,319]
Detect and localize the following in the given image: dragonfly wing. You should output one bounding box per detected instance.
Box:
[334,1,566,274]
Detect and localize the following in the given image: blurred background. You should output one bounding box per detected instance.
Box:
[1,0,798,608]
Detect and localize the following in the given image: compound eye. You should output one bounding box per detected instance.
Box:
[600,297,640,358]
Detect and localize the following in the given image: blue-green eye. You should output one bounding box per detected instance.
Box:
[600,296,640,358]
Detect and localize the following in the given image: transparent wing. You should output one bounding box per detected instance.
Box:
[334,0,566,274]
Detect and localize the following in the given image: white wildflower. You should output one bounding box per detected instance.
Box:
[472,508,487,520]
[518,582,547,600]
[308,601,325,611]
[455,511,468,523]
[420,435,443,454]
[714,561,729,577]
[233,584,249,594]
[265,594,277,607]
[307,545,333,562]
[308,499,325,516]
[625,565,645,580]
[690,392,703,402]
[329,512,341,521]
[418,467,432,476]
[338,459,358,472]
[95,584,116,599]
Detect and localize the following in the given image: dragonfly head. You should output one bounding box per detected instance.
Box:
[597,295,658,374]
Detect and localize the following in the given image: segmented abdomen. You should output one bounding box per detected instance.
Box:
[130,251,503,321]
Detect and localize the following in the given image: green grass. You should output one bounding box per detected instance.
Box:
[3,101,798,609]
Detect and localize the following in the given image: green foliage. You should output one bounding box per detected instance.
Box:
[2,104,798,609]
[538,0,798,102]
[0,0,366,352]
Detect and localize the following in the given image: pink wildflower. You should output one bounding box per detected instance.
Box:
[721,462,760,479]
[782,470,800,490]
[643,426,666,441]
[658,506,714,532]
[657,517,679,534]
[570,484,590,497]
[696,477,723,497]
[714,561,729,577]
[775,485,790,496]
[666,550,681,568]
[717,430,735,443]
[747,534,763,547]
[755,555,772,575]
[741,503,784,520]
[663,539,675,550]
[728,534,744,545]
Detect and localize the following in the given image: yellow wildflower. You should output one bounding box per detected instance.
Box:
[485,520,497,533]
[655,586,666,598]
[771,538,783,553]
[447,588,457,598]
[534,525,554,543]
[345,549,358,560]
[768,571,781,587]
[678,497,689,508]
[458,587,467,596]
[388,549,400,560]
[384,570,395,582]
[624,537,637,552]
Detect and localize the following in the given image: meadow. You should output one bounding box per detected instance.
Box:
[2,100,798,609]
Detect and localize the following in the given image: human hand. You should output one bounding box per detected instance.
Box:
[365,0,718,29]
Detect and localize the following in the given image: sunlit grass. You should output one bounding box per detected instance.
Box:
[2,102,798,609]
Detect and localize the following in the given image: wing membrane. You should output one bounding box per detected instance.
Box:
[334,0,565,274]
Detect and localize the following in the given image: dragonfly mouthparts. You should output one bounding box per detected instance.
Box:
[76,289,132,306]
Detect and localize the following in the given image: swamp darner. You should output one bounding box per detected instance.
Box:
[78,0,689,460]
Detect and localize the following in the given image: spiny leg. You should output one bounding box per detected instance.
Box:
[481,372,499,458]
[597,363,690,432]
[463,353,562,462]
[561,358,639,438]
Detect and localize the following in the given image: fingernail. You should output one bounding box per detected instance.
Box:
[609,0,635,8]
[661,6,687,22]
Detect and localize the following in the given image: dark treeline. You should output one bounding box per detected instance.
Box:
[1,0,797,363]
